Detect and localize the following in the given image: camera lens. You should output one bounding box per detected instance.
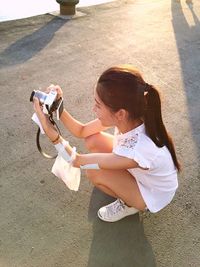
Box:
[30,90,36,102]
[30,90,48,103]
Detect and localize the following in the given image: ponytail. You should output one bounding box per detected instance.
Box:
[96,65,180,172]
[144,84,181,172]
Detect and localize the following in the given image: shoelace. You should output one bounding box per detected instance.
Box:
[106,199,125,217]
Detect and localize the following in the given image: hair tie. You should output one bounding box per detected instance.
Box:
[144,83,150,93]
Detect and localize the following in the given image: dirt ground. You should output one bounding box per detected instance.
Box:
[0,0,200,266]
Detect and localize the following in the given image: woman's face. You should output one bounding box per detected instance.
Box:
[93,90,116,127]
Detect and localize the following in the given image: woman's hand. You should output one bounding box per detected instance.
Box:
[45,84,63,100]
[33,97,59,143]
[33,97,46,120]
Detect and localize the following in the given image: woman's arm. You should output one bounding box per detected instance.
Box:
[74,152,139,170]
[45,84,108,138]
[33,98,138,170]
[32,98,105,155]
[60,110,108,138]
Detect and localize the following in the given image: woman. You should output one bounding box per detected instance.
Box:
[33,64,180,222]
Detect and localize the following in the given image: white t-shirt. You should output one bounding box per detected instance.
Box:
[112,124,178,213]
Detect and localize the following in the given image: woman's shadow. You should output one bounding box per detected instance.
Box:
[87,188,156,267]
[171,0,200,157]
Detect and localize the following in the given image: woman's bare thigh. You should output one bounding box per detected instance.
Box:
[84,131,146,210]
[86,169,146,210]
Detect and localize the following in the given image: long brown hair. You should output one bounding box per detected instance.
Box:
[96,64,180,171]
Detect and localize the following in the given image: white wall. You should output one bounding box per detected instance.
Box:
[0,0,115,22]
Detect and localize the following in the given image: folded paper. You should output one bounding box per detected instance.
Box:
[52,147,81,191]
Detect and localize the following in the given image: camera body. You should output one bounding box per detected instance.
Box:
[30,89,57,113]
[30,89,63,120]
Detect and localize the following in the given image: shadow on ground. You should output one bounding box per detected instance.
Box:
[87,188,156,267]
[0,17,66,68]
[171,0,200,157]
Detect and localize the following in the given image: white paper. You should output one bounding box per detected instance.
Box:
[54,142,71,162]
[31,113,45,134]
[51,147,81,191]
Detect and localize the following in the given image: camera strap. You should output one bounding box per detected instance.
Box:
[36,112,62,159]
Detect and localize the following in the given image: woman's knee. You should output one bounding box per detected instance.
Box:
[85,132,113,153]
[84,133,100,152]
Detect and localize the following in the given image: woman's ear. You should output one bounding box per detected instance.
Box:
[115,109,128,121]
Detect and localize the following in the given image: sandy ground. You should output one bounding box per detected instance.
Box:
[0,0,200,266]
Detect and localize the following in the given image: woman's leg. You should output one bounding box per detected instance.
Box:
[85,131,114,153]
[84,132,146,211]
[85,132,117,197]
[86,169,146,210]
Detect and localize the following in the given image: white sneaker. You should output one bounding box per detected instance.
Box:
[97,199,139,222]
